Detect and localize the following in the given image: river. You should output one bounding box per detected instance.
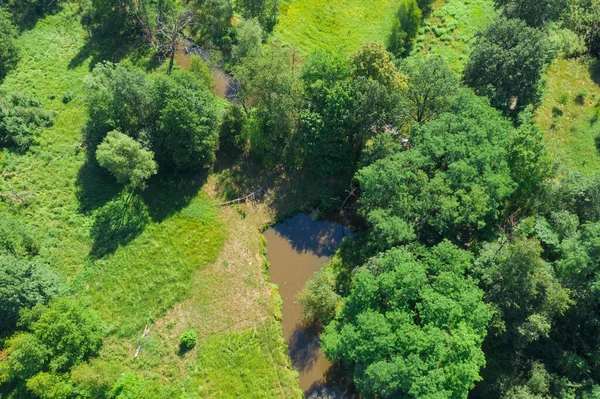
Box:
[264,213,350,397]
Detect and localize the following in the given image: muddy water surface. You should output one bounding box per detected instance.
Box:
[265,213,348,395]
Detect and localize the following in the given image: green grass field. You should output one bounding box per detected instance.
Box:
[0,6,301,397]
[272,0,398,55]
[535,58,600,176]
[416,0,496,71]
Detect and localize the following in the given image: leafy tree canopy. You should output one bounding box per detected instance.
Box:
[321,242,489,399]
[464,17,554,114]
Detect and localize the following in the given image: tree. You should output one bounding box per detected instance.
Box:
[85,63,219,172]
[152,70,219,170]
[150,6,196,75]
[464,17,554,114]
[233,43,302,164]
[566,0,600,57]
[357,89,515,246]
[0,256,63,335]
[195,0,234,50]
[2,297,104,385]
[232,18,263,62]
[235,0,279,32]
[0,8,18,82]
[494,0,569,26]
[321,242,489,399]
[96,130,158,190]
[400,55,459,124]
[84,62,155,154]
[350,42,407,92]
[388,0,421,57]
[506,110,555,209]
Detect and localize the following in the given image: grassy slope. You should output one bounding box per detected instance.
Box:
[535,58,600,176]
[416,0,496,71]
[0,6,301,398]
[272,0,398,55]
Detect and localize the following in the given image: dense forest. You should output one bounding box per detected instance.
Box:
[0,0,600,398]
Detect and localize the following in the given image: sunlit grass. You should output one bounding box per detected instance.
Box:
[535,58,600,176]
[272,0,398,55]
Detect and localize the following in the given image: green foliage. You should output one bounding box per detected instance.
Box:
[357,89,515,246]
[190,55,215,89]
[464,17,554,114]
[388,0,422,57]
[0,256,63,335]
[179,330,197,352]
[2,297,104,386]
[219,104,246,152]
[494,0,569,26]
[359,132,403,167]
[477,237,570,346]
[296,266,340,327]
[506,111,555,209]
[0,91,54,151]
[195,0,234,49]
[85,62,219,171]
[566,0,600,57]
[0,8,18,82]
[400,55,459,123]
[26,372,75,399]
[350,42,407,91]
[235,0,279,32]
[233,43,301,164]
[321,242,489,399]
[232,18,264,62]
[96,130,157,190]
[0,214,39,256]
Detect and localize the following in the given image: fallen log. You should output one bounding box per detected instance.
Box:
[219,187,266,206]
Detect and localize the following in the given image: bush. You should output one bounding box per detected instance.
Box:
[296,267,340,327]
[219,104,246,152]
[388,0,422,57]
[179,330,197,352]
[0,91,55,151]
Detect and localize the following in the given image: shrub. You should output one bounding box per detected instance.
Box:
[179,330,197,352]
[0,91,55,151]
[296,266,340,327]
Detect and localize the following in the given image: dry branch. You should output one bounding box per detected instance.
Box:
[134,322,154,359]
[219,187,266,206]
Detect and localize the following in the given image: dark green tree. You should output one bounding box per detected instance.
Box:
[321,242,489,399]
[464,17,554,114]
[357,89,515,247]
[235,0,279,32]
[0,8,18,82]
[0,256,63,335]
[388,0,422,57]
[400,55,459,124]
[494,0,569,26]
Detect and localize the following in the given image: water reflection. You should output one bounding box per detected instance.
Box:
[265,213,348,395]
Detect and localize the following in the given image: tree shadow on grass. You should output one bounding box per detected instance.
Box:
[141,169,209,223]
[68,27,156,71]
[78,158,208,257]
[89,192,150,258]
[76,161,121,214]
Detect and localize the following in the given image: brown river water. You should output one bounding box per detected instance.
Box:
[264,213,350,397]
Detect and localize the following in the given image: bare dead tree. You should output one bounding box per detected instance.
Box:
[150,8,196,75]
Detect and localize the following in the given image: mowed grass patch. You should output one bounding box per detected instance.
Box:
[535,58,600,176]
[273,0,398,55]
[416,0,496,71]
